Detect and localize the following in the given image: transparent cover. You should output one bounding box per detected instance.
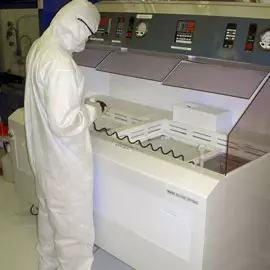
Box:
[163,61,267,99]
[73,47,112,68]
[74,45,269,174]
[225,77,270,174]
[96,50,182,82]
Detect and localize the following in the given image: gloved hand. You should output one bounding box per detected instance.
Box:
[85,98,108,114]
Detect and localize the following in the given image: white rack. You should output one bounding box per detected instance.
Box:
[96,117,227,165]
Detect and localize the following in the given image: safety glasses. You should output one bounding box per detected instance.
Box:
[77,18,94,36]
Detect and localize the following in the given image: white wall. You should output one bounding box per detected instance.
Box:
[0,9,39,77]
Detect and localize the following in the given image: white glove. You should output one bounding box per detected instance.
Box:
[85,98,108,114]
[84,98,101,123]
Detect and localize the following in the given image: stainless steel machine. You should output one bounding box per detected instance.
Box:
[8,2,270,270]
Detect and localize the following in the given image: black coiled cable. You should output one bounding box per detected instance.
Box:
[30,204,39,216]
[93,122,196,165]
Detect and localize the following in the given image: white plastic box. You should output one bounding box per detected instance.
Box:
[173,102,232,132]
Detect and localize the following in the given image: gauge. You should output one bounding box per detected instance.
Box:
[259,28,270,51]
[135,21,148,38]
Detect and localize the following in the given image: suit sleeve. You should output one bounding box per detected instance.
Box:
[44,69,100,137]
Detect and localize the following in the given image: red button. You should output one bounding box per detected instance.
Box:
[245,43,253,50]
[100,17,107,26]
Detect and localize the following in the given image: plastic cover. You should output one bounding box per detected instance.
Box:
[226,77,270,174]
[73,47,112,68]
[163,61,267,99]
[96,51,182,82]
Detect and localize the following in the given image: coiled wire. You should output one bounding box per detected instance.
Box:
[93,122,195,165]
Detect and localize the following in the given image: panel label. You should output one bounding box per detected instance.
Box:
[90,37,104,42]
[171,45,192,51]
[136,14,153,19]
[166,189,199,206]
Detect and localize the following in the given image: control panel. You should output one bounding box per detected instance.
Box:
[87,12,270,66]
[116,17,125,38]
[175,20,196,45]
[96,17,107,38]
[171,20,196,51]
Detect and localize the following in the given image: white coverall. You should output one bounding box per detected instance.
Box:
[24,1,101,269]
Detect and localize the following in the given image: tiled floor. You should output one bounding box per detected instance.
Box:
[0,176,133,270]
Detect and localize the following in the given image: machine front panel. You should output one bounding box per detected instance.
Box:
[88,12,270,66]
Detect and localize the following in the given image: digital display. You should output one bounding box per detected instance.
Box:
[174,20,196,45]
[223,23,237,49]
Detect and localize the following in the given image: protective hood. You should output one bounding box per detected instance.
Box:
[44,0,100,53]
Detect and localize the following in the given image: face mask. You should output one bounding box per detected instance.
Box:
[74,40,87,52]
[74,18,94,52]
[75,18,94,52]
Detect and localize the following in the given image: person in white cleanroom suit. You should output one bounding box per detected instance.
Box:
[24,0,107,269]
